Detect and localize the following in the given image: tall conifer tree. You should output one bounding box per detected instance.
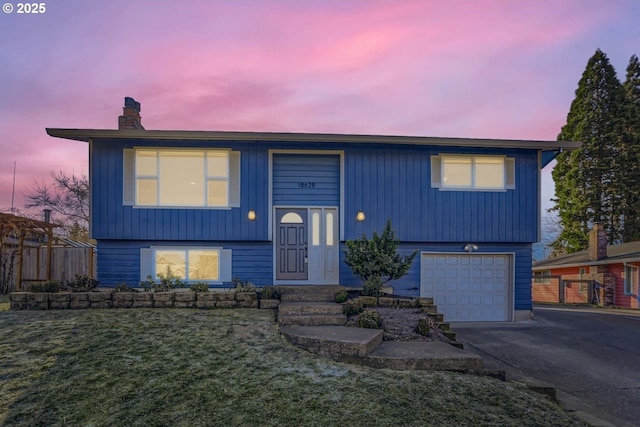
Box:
[620,55,640,241]
[552,50,628,252]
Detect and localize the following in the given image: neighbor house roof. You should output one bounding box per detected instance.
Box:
[533,241,640,270]
[46,128,581,151]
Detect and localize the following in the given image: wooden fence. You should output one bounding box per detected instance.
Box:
[1,246,96,293]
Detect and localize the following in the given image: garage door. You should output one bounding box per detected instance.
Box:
[420,253,511,322]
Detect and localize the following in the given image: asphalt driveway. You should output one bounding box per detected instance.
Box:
[453,306,640,427]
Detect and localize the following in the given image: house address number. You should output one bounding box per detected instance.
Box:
[298,182,316,189]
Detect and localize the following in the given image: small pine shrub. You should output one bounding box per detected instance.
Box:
[343,299,364,316]
[358,309,383,329]
[67,274,99,292]
[335,289,348,303]
[190,282,209,292]
[27,280,62,293]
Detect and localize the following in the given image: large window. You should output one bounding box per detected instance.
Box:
[624,265,637,295]
[124,148,240,208]
[155,248,220,281]
[431,155,515,191]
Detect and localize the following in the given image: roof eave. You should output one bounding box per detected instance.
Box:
[533,256,640,270]
[46,128,582,150]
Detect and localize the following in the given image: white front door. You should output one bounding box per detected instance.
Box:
[307,207,339,284]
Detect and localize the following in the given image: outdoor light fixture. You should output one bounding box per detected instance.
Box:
[247,210,256,221]
[356,210,365,222]
[464,244,479,252]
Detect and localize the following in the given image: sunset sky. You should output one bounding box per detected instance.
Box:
[1,0,639,217]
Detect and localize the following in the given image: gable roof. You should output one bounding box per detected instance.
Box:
[533,241,640,270]
[46,128,580,151]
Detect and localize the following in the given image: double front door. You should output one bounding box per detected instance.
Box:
[275,207,338,284]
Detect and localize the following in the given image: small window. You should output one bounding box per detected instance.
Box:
[624,265,637,295]
[533,270,551,284]
[431,155,515,191]
[578,268,586,293]
[281,212,303,223]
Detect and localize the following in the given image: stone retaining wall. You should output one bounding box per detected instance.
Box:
[9,291,261,310]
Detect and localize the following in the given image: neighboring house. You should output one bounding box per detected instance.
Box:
[533,224,640,309]
[46,97,579,321]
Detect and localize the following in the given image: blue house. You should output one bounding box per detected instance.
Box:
[47,97,578,321]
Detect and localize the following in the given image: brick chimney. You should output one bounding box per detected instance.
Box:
[118,97,144,130]
[588,223,608,261]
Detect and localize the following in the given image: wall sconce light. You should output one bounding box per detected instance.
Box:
[356,210,365,222]
[464,244,479,252]
[247,210,256,221]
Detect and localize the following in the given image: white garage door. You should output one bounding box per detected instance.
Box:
[420,253,511,322]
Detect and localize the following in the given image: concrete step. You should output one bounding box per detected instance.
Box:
[280,325,383,358]
[427,312,444,322]
[278,302,344,316]
[278,314,347,326]
[280,293,336,302]
[276,285,343,295]
[362,341,482,371]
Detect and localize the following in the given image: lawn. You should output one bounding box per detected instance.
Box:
[0,308,583,426]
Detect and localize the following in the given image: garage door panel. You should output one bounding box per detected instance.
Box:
[421,253,511,322]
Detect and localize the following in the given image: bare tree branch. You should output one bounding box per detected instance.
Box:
[23,171,89,238]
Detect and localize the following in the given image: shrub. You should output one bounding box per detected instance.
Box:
[335,289,348,303]
[343,299,364,316]
[358,310,383,329]
[416,318,430,336]
[232,277,256,292]
[114,283,137,293]
[27,280,62,293]
[67,274,99,292]
[141,268,187,292]
[344,219,417,288]
[190,282,209,292]
[362,276,384,297]
[261,285,280,300]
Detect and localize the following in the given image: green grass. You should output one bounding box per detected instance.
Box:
[0,309,584,426]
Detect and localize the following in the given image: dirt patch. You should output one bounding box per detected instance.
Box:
[347,307,451,343]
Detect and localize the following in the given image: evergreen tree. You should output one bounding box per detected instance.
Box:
[552,50,629,252]
[621,55,640,241]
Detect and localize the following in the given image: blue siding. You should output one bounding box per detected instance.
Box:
[344,146,539,243]
[97,239,272,287]
[339,242,532,311]
[91,139,269,241]
[272,154,340,206]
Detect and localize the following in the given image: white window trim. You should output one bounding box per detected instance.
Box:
[124,148,240,209]
[431,154,515,191]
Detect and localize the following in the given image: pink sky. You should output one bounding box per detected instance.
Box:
[1,0,639,216]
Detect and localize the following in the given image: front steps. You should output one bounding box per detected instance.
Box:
[276,286,347,327]
[275,286,482,372]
